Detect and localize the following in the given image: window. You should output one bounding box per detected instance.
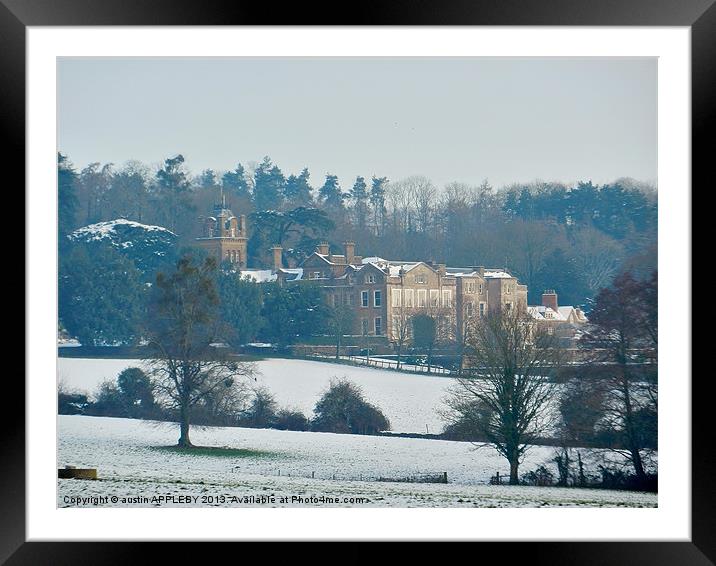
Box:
[361,291,369,307]
[310,271,321,280]
[479,283,483,294]
[547,326,555,335]
[466,302,474,316]
[392,288,402,307]
[374,317,382,335]
[365,274,376,284]
[417,289,427,307]
[467,282,475,294]
[404,289,414,307]
[442,290,452,307]
[506,284,512,294]
[415,274,426,284]
[505,302,513,312]
[361,319,369,335]
[374,290,382,307]
[345,293,354,306]
[429,289,439,306]
[479,302,486,317]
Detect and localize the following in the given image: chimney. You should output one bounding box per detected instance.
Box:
[271,245,283,272]
[239,215,247,236]
[344,241,355,264]
[437,263,446,277]
[317,242,330,255]
[542,290,558,311]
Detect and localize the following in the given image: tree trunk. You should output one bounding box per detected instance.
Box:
[178,404,192,447]
[509,458,519,485]
[396,344,402,370]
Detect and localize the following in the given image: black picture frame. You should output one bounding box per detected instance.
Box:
[5,0,707,562]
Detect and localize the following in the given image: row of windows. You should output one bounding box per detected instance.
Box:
[465,281,484,294]
[360,317,382,335]
[464,302,487,317]
[391,289,452,308]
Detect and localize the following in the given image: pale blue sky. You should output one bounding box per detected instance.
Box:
[57,57,657,189]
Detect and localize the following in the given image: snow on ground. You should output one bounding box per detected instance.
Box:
[58,415,656,508]
[59,357,455,433]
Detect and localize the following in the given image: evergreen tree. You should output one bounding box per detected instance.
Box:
[222,163,251,199]
[216,267,264,345]
[58,153,79,247]
[259,283,328,345]
[155,154,194,234]
[284,167,313,207]
[533,248,588,306]
[319,174,344,211]
[370,176,388,232]
[349,176,369,228]
[253,156,286,211]
[59,243,145,347]
[198,168,219,190]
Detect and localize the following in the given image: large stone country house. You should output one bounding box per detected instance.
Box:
[195,204,585,344]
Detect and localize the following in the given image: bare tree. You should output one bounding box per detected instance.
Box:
[570,226,625,295]
[390,303,415,370]
[445,306,564,484]
[580,271,658,481]
[327,304,356,360]
[144,253,256,447]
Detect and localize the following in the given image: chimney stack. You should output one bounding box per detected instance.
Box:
[271,245,283,272]
[317,242,330,255]
[344,241,355,264]
[542,290,558,311]
[239,215,247,236]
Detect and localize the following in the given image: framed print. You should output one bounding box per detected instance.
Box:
[5,0,710,562]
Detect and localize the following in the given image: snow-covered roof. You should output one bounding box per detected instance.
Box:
[483,270,513,279]
[528,306,567,321]
[528,305,588,323]
[240,269,277,283]
[279,268,304,281]
[361,257,422,276]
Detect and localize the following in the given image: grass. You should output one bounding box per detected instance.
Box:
[150,445,279,459]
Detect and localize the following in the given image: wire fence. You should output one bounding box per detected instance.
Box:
[242,468,450,484]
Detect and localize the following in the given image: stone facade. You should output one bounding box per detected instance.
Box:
[276,242,530,342]
[195,199,248,268]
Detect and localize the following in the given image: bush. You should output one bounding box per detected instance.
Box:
[521,465,555,487]
[311,378,390,435]
[117,367,156,418]
[58,391,89,415]
[274,408,310,431]
[240,387,278,428]
[86,380,128,417]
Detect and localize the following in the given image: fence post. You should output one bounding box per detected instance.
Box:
[443,472,448,484]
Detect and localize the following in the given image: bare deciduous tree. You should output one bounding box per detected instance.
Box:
[144,254,256,447]
[445,306,564,484]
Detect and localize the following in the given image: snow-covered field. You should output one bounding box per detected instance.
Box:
[59,357,454,433]
[58,415,657,508]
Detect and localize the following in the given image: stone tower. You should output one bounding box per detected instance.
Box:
[195,193,248,268]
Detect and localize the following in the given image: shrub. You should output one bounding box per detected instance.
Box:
[241,387,278,428]
[274,408,310,431]
[311,378,390,435]
[58,391,89,415]
[521,465,555,487]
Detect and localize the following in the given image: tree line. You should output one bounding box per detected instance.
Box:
[58,152,657,307]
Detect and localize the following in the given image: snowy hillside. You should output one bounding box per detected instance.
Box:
[68,219,177,276]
